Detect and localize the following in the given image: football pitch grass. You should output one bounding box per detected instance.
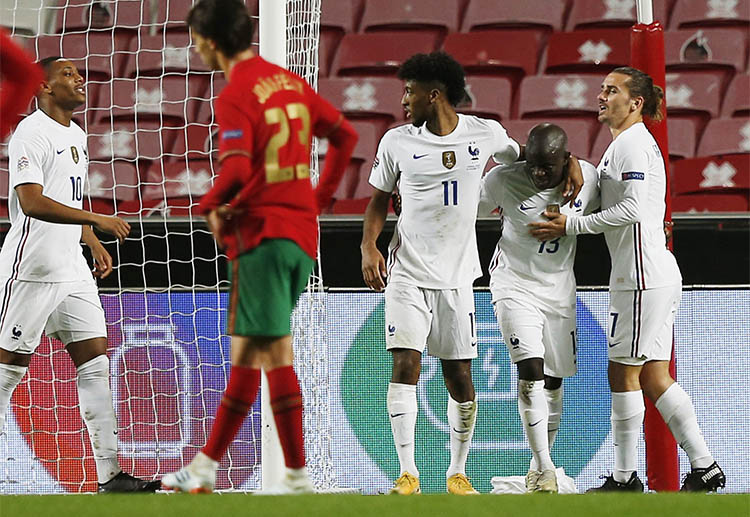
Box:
[2,493,748,517]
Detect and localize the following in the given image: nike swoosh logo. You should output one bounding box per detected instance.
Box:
[389,413,406,418]
[413,153,428,159]
[529,419,543,427]
[56,149,65,154]
[609,341,621,348]
[519,204,534,211]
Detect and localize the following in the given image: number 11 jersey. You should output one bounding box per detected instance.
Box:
[0,110,90,282]
[369,115,519,289]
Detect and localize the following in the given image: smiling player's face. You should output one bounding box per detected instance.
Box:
[45,60,85,110]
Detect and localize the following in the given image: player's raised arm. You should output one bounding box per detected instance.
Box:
[0,29,43,140]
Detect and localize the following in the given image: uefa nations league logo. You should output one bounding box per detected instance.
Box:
[341,293,610,493]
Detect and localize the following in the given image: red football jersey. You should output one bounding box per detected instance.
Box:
[197,56,344,260]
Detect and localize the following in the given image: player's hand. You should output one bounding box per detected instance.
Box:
[391,191,402,216]
[361,243,387,291]
[664,220,674,247]
[528,212,567,241]
[90,244,113,279]
[94,215,130,243]
[562,155,584,207]
[206,204,239,249]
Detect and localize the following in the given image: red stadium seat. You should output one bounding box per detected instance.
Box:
[590,119,698,163]
[330,197,372,214]
[106,76,209,125]
[318,77,405,130]
[54,0,149,34]
[721,74,750,118]
[326,120,378,204]
[86,160,141,215]
[35,32,132,80]
[665,72,722,131]
[697,119,750,157]
[170,124,219,161]
[442,31,543,87]
[319,0,361,77]
[331,32,438,76]
[566,0,671,30]
[194,73,227,124]
[503,119,595,163]
[672,192,749,212]
[664,28,746,89]
[461,0,566,37]
[360,0,462,40]
[140,160,215,216]
[670,0,750,29]
[518,75,602,133]
[672,154,750,195]
[457,77,513,121]
[123,33,211,78]
[87,121,179,162]
[155,0,259,32]
[543,29,630,75]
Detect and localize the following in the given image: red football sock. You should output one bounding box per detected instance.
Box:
[202,366,260,462]
[266,366,306,469]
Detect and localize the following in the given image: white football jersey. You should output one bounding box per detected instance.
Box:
[0,110,91,282]
[369,114,519,289]
[480,160,600,313]
[566,122,681,291]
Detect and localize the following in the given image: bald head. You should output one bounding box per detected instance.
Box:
[524,124,570,190]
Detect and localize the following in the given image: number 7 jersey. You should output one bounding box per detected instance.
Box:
[369,115,519,288]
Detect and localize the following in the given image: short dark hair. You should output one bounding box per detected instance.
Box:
[397,51,466,107]
[612,66,665,122]
[38,56,64,78]
[186,0,254,58]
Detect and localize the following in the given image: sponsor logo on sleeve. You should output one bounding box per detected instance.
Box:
[222,129,244,140]
[622,171,645,181]
[17,156,29,172]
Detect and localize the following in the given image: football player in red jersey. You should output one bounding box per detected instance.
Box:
[161,0,357,494]
[0,29,44,140]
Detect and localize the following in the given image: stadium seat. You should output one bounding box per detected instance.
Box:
[360,0,462,41]
[318,77,405,130]
[590,119,697,163]
[87,121,178,163]
[140,160,214,217]
[721,74,750,118]
[331,32,439,76]
[194,73,227,124]
[503,119,595,163]
[672,154,750,195]
[543,29,630,75]
[517,75,602,132]
[86,160,141,215]
[461,0,566,38]
[566,0,671,30]
[442,31,543,87]
[319,0,361,77]
[325,120,379,205]
[457,77,513,121]
[54,0,149,34]
[168,124,218,162]
[697,119,750,157]
[155,0,259,32]
[664,72,721,131]
[124,33,211,77]
[107,76,209,126]
[672,192,749,212]
[664,28,746,89]
[35,32,132,80]
[669,0,750,29]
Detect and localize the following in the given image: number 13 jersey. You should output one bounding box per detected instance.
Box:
[369,115,519,289]
[0,110,90,282]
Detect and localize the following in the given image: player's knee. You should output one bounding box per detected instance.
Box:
[76,354,109,380]
[544,375,562,390]
[517,358,544,381]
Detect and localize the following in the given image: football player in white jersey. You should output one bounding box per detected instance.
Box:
[479,124,599,493]
[362,50,525,496]
[0,57,158,492]
[530,67,724,493]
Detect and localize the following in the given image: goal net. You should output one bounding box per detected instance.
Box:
[0,0,331,494]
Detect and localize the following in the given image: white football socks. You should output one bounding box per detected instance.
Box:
[0,363,27,434]
[387,382,418,478]
[611,390,645,483]
[655,382,714,469]
[518,379,554,472]
[446,396,477,478]
[545,386,563,450]
[77,355,121,484]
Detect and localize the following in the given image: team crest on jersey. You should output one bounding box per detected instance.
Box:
[70,146,79,164]
[442,151,456,169]
[468,145,480,160]
[11,325,22,340]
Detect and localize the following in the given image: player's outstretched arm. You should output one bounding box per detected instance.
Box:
[15,183,130,242]
[360,188,390,291]
[82,225,113,278]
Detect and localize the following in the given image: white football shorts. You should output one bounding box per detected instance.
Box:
[494,297,577,378]
[384,282,477,360]
[0,277,107,353]
[608,285,681,366]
